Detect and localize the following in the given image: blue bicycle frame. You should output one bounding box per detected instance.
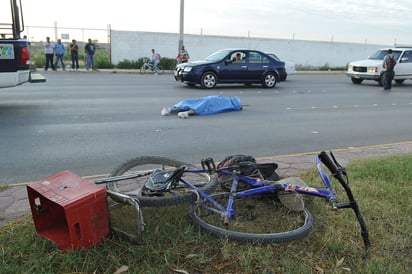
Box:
[181,151,370,257]
[182,156,336,219]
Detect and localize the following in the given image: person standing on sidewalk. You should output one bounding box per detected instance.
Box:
[382,49,396,91]
[54,39,66,71]
[84,38,96,71]
[70,39,80,71]
[151,48,161,75]
[176,45,189,64]
[43,37,55,71]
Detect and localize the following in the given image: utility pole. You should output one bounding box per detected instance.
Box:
[178,0,184,53]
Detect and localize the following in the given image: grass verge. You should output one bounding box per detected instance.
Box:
[1,155,411,273]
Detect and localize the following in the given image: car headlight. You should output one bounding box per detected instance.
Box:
[347,65,353,71]
[367,67,378,73]
[183,67,192,72]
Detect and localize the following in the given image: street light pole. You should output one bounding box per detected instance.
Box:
[178,0,184,53]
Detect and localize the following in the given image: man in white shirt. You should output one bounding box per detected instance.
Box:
[43,37,55,71]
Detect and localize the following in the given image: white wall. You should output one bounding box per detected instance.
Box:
[111,30,387,67]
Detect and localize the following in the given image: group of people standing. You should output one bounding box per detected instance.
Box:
[43,37,96,71]
[44,40,191,73]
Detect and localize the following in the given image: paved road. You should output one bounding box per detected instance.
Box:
[1,71,411,184]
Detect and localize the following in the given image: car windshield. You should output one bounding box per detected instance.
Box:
[205,50,231,62]
[369,50,402,60]
[268,53,280,61]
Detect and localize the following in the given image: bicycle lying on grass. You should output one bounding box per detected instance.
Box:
[96,151,370,257]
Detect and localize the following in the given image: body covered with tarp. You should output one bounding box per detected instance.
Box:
[172,95,242,115]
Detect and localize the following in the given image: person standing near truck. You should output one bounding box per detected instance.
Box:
[43,37,55,71]
[382,49,396,91]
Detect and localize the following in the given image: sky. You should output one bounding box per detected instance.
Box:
[8,0,412,45]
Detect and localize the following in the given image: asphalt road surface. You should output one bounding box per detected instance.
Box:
[1,71,411,184]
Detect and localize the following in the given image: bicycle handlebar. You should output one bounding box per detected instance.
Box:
[318,151,338,175]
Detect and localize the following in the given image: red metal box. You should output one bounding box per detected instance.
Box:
[27,170,109,250]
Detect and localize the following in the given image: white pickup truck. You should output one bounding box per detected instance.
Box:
[346,47,412,86]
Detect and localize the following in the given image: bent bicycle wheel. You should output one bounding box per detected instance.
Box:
[189,192,313,243]
[108,156,217,207]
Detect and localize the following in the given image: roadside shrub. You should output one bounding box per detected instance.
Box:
[296,64,345,71]
[160,57,177,70]
[95,55,114,69]
[116,59,140,69]
[32,54,45,68]
[115,57,176,70]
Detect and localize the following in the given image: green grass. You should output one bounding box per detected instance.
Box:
[1,155,411,273]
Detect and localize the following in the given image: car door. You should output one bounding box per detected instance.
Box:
[395,50,412,78]
[246,51,269,81]
[218,51,248,82]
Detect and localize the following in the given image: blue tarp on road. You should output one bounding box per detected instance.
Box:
[173,95,242,115]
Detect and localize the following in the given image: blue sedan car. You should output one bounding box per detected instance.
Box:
[174,49,286,89]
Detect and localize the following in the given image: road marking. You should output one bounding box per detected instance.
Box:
[283,102,411,111]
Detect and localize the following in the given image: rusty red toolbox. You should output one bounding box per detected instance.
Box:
[27,170,109,250]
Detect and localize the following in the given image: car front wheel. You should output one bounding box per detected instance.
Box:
[351,78,363,84]
[262,72,277,88]
[200,72,217,89]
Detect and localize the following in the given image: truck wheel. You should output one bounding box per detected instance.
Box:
[378,75,384,86]
[351,78,363,84]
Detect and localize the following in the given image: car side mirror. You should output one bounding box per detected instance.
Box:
[400,57,408,63]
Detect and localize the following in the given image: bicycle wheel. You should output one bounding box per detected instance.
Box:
[108,156,218,207]
[140,64,148,74]
[189,192,313,243]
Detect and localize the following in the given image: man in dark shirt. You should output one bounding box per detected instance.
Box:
[382,49,396,91]
[70,39,79,71]
[84,38,96,71]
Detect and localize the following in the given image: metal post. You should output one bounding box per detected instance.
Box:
[54,21,58,41]
[178,0,184,53]
[10,0,21,38]
[107,24,112,64]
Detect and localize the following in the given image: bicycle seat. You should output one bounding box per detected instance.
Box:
[256,163,278,179]
[237,161,258,175]
[144,166,187,192]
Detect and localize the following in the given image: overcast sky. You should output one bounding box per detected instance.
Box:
[17,0,412,45]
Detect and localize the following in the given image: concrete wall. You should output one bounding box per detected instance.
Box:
[111,30,387,67]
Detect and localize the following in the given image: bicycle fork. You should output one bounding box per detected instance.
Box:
[318,152,371,258]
